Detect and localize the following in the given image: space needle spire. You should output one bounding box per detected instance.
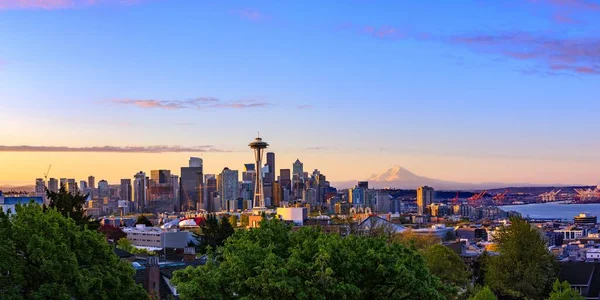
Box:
[249,135,269,213]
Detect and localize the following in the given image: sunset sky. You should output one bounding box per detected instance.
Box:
[1,0,599,186]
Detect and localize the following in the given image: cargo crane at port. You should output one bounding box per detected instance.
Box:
[574,187,600,202]
[467,190,487,206]
[450,192,460,205]
[539,189,561,202]
[493,189,509,204]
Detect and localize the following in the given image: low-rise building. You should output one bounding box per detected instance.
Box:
[123,224,189,250]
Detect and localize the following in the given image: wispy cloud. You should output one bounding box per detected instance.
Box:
[452,32,600,75]
[0,145,229,153]
[339,23,406,40]
[107,97,273,110]
[0,0,149,10]
[230,8,270,22]
[296,104,313,109]
[523,0,600,24]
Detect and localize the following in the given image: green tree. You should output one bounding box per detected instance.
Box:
[0,204,148,299]
[392,230,441,251]
[135,215,153,227]
[172,218,449,300]
[485,217,557,299]
[198,214,235,252]
[424,244,469,288]
[472,251,490,286]
[229,215,238,228]
[470,286,497,300]
[46,184,90,226]
[548,280,584,300]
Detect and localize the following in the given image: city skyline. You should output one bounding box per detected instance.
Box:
[2,0,600,186]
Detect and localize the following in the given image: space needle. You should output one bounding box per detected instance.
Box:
[249,134,269,213]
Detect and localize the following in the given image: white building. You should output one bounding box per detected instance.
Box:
[586,248,600,262]
[556,228,588,240]
[123,224,189,250]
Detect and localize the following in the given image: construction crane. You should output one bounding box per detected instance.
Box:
[493,189,509,204]
[450,192,460,205]
[467,190,487,205]
[44,164,52,182]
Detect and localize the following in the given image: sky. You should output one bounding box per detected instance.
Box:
[1,0,599,186]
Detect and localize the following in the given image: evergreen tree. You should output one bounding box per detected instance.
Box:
[46,184,90,226]
[424,244,469,290]
[135,215,153,227]
[547,280,584,300]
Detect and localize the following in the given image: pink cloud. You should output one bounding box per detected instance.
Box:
[453,32,600,75]
[231,8,270,22]
[552,12,581,23]
[0,145,230,153]
[0,0,148,10]
[107,97,273,110]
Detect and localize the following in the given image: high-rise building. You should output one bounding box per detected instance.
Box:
[376,192,392,213]
[171,175,180,210]
[98,180,109,198]
[48,178,59,193]
[133,171,148,212]
[280,169,291,191]
[60,178,67,188]
[181,158,203,211]
[189,157,202,168]
[292,159,304,179]
[120,179,132,202]
[66,179,78,195]
[417,186,434,215]
[242,163,256,182]
[249,137,269,212]
[79,180,88,191]
[358,181,369,190]
[272,181,282,207]
[35,178,45,194]
[218,167,239,210]
[88,176,95,189]
[150,170,171,184]
[265,152,275,183]
[204,174,217,212]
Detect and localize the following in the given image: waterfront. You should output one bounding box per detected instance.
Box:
[502,202,600,220]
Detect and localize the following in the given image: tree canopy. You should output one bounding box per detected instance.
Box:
[547,280,584,300]
[46,184,90,226]
[98,224,127,243]
[485,217,557,299]
[135,215,153,227]
[0,204,148,299]
[470,286,497,300]
[172,218,449,300]
[198,214,234,252]
[424,244,469,289]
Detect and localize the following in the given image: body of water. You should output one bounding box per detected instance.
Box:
[501,202,600,220]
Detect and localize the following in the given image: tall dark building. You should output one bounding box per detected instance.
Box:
[88,176,95,190]
[272,181,282,207]
[181,158,203,211]
[265,152,275,183]
[280,169,291,191]
[120,179,132,202]
[204,175,217,212]
[358,181,369,190]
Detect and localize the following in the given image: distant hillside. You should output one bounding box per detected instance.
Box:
[0,184,35,193]
[333,165,585,191]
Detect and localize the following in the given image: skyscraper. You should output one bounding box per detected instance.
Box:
[133,171,148,212]
[181,158,203,211]
[60,178,67,188]
[88,176,95,189]
[48,178,59,193]
[189,157,202,168]
[242,163,256,182]
[150,170,171,184]
[280,169,291,191]
[35,178,45,194]
[417,186,434,215]
[249,137,269,212]
[292,159,303,179]
[79,180,88,191]
[98,180,109,198]
[218,167,239,211]
[171,174,180,210]
[66,179,78,195]
[204,174,217,212]
[265,152,275,183]
[358,181,369,190]
[120,179,132,202]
